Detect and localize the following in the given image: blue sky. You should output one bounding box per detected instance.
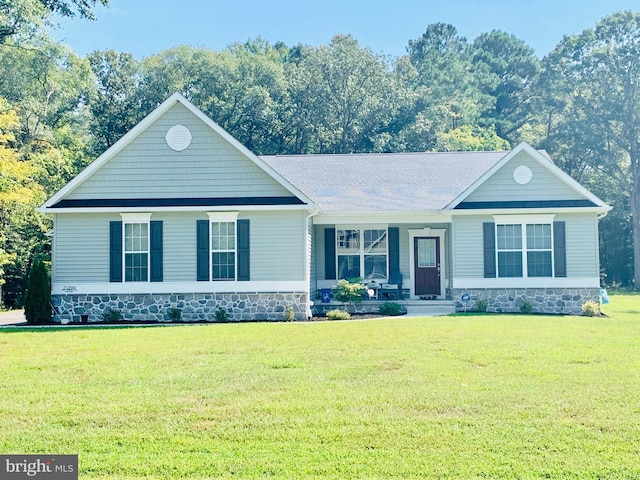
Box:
[54,0,640,60]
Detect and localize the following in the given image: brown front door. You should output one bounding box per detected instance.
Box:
[414,237,440,296]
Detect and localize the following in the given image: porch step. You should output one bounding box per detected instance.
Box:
[404,300,456,317]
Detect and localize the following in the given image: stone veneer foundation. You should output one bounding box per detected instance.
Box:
[52,292,309,323]
[449,288,601,315]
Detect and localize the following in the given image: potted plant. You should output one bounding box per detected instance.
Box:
[80,303,90,323]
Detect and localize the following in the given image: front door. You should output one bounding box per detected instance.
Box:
[414,237,440,296]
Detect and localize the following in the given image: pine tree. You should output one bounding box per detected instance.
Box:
[24,260,51,324]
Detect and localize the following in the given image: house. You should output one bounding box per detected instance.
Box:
[40,93,611,322]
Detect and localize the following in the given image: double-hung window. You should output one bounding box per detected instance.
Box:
[211,221,236,280]
[495,216,554,278]
[336,227,388,280]
[119,213,152,282]
[208,212,237,281]
[124,223,149,281]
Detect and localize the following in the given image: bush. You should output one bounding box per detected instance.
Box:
[520,299,533,314]
[214,307,229,322]
[101,308,123,322]
[582,300,600,317]
[474,299,488,312]
[167,308,182,321]
[334,279,365,304]
[327,309,351,320]
[24,260,51,324]
[378,302,404,316]
[283,305,295,322]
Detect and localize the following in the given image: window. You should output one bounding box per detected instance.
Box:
[337,228,387,280]
[496,221,553,278]
[124,222,148,282]
[211,221,236,280]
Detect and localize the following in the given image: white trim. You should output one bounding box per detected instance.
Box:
[207,211,239,222]
[52,281,309,296]
[40,92,317,212]
[120,212,152,223]
[408,228,447,300]
[451,277,601,289]
[313,212,453,225]
[445,142,609,210]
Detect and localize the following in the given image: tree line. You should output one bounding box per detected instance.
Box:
[1,1,638,307]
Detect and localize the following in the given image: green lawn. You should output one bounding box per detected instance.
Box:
[1,295,639,479]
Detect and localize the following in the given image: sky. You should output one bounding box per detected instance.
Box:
[53,0,640,60]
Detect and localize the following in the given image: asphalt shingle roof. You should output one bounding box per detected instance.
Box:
[261,151,508,212]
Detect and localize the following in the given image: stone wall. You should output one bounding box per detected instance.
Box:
[52,292,309,323]
[449,288,600,315]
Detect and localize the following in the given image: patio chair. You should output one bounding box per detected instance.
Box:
[380,272,403,300]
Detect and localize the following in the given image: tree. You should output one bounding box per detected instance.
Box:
[87,50,143,154]
[288,35,399,153]
[539,11,640,288]
[1,0,108,43]
[471,30,541,145]
[24,259,50,324]
[0,98,48,307]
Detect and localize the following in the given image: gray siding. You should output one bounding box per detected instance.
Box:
[52,210,306,283]
[465,151,585,203]
[67,103,292,200]
[52,213,115,283]
[452,213,600,278]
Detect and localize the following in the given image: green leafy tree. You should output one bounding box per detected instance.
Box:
[24,259,50,323]
[1,0,108,43]
[538,11,640,288]
[471,30,541,145]
[288,35,399,153]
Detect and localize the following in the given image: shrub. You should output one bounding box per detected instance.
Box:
[582,300,600,317]
[334,279,365,304]
[214,307,229,322]
[167,308,182,321]
[24,260,51,324]
[474,299,488,312]
[378,302,404,316]
[101,308,123,322]
[520,299,533,314]
[283,305,295,322]
[327,309,351,320]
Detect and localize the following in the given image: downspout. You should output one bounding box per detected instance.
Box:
[304,208,320,319]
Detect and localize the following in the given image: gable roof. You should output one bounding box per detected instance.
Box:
[262,151,508,213]
[446,142,609,210]
[41,93,315,212]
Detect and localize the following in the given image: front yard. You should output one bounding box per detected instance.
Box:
[0,295,639,479]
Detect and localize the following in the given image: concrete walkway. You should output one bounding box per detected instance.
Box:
[0,309,27,326]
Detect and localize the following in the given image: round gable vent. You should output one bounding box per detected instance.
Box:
[166,124,192,151]
[513,165,533,185]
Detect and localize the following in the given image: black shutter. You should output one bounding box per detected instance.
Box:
[553,221,567,277]
[237,219,250,281]
[388,227,400,274]
[197,220,209,281]
[110,221,123,282]
[324,227,336,280]
[483,222,496,278]
[150,221,163,282]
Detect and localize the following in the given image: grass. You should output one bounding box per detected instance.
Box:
[1,295,639,479]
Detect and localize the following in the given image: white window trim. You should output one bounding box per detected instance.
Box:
[336,226,389,281]
[208,211,239,281]
[120,213,152,283]
[493,215,556,279]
